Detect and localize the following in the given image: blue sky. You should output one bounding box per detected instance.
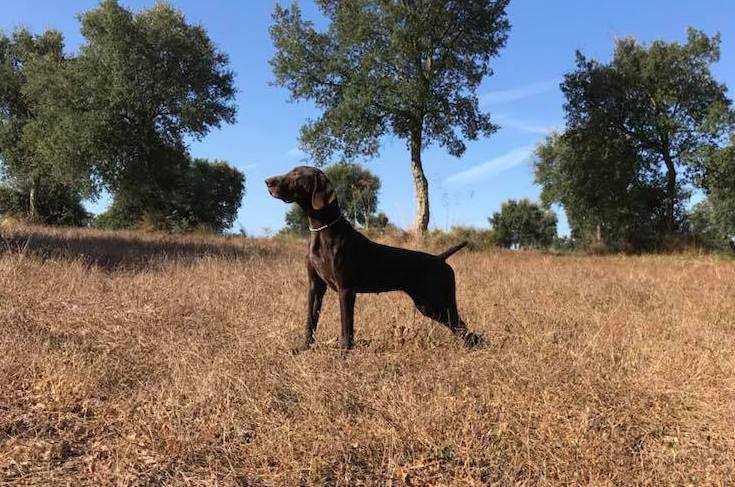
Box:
[3,0,735,235]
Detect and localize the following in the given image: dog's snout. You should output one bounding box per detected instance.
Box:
[265,177,278,187]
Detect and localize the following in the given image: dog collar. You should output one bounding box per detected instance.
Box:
[309,214,342,232]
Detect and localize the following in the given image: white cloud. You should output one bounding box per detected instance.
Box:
[481,79,560,106]
[496,115,560,135]
[445,146,535,185]
[287,147,306,158]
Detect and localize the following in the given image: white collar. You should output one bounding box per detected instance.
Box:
[308,214,342,232]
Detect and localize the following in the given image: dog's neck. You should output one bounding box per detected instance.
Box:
[306,200,343,231]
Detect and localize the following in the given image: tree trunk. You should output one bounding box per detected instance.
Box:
[410,130,429,236]
[662,152,677,233]
[29,181,38,223]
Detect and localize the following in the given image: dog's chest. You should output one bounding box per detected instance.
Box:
[309,238,339,290]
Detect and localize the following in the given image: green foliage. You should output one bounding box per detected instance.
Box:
[69,0,236,189]
[184,159,245,233]
[536,28,733,250]
[282,163,384,234]
[535,133,673,250]
[0,181,90,226]
[687,200,726,249]
[2,2,239,230]
[270,0,510,233]
[95,157,244,233]
[0,28,92,223]
[689,134,735,248]
[489,199,557,249]
[428,225,496,251]
[17,0,239,231]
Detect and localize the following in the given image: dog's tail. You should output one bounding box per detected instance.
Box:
[437,241,468,260]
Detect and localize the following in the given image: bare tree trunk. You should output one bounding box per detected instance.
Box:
[662,152,677,233]
[410,130,429,236]
[29,181,38,223]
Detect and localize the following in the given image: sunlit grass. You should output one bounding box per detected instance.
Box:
[1,225,734,484]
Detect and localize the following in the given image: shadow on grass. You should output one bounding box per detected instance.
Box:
[0,226,273,272]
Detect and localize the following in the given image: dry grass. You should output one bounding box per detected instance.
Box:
[1,224,734,485]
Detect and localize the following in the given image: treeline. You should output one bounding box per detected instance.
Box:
[3,1,733,251]
[0,0,242,233]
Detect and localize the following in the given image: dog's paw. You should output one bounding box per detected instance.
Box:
[290,343,312,355]
[463,332,486,349]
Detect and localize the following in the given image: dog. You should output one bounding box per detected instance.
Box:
[265,166,481,350]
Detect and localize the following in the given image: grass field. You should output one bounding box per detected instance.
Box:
[1,225,734,485]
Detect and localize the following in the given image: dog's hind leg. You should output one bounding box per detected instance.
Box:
[408,291,481,347]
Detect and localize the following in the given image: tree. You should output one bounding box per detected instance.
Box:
[283,162,384,234]
[29,0,237,223]
[95,157,245,233]
[690,133,735,247]
[489,199,557,249]
[270,0,510,235]
[560,29,733,234]
[0,28,89,223]
[0,181,90,227]
[535,131,671,250]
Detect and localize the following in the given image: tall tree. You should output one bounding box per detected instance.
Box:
[31,0,237,219]
[0,28,88,222]
[270,0,510,235]
[561,29,733,233]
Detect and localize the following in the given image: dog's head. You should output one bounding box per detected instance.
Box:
[265,166,335,211]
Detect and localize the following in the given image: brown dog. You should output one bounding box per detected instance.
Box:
[266,166,481,350]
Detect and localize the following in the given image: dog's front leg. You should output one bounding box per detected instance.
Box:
[338,288,355,349]
[298,264,326,352]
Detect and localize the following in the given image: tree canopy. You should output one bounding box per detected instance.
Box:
[270,0,510,234]
[690,133,735,246]
[68,0,237,195]
[535,132,670,250]
[0,28,92,222]
[489,199,557,249]
[96,157,245,233]
[536,28,733,249]
[1,1,243,232]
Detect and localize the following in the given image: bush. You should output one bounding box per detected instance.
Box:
[489,199,557,249]
[428,226,497,251]
[0,183,90,227]
[687,199,735,251]
[94,158,245,234]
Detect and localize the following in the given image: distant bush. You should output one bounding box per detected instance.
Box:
[428,225,497,251]
[687,199,735,252]
[490,199,557,249]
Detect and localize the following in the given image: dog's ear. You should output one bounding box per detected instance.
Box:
[311,171,335,210]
